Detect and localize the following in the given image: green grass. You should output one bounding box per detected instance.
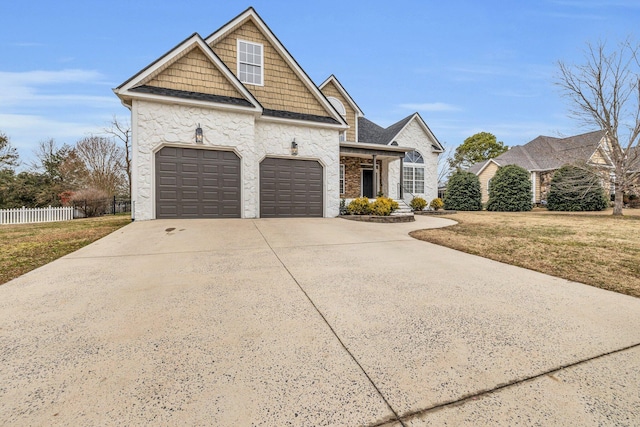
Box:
[0,215,131,285]
[411,209,640,298]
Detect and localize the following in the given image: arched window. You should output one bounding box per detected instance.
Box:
[403,150,425,194]
[327,97,346,116]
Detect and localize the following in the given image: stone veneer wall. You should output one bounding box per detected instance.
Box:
[132,100,339,220]
[388,119,439,202]
[340,156,381,198]
[539,170,554,203]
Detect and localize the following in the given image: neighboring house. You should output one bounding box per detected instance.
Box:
[468,130,612,204]
[114,7,442,220]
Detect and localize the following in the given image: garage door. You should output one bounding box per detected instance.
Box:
[155,147,241,218]
[260,157,323,218]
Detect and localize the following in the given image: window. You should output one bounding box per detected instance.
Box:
[339,131,346,142]
[340,164,345,194]
[238,40,263,85]
[327,97,346,116]
[403,150,425,194]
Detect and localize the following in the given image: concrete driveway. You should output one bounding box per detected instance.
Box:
[1,216,639,426]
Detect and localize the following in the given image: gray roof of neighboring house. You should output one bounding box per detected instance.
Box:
[357,115,414,145]
[468,130,606,173]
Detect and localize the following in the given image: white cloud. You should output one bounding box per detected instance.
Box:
[399,102,461,112]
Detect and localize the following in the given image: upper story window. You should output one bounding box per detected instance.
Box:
[327,97,346,116]
[404,150,424,164]
[238,40,263,85]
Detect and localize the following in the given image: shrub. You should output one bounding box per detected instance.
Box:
[429,198,444,210]
[339,198,347,215]
[370,196,398,216]
[410,197,427,211]
[347,197,371,215]
[486,165,532,212]
[70,188,110,217]
[444,170,482,211]
[547,165,609,211]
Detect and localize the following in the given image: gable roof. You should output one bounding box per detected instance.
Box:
[205,7,347,128]
[357,113,444,152]
[468,130,607,173]
[114,33,261,113]
[319,75,365,118]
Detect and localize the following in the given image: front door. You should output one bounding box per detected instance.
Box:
[362,169,374,198]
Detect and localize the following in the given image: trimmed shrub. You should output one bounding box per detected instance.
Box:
[410,197,427,211]
[347,197,371,215]
[444,170,482,211]
[429,198,444,210]
[70,187,110,217]
[547,165,609,211]
[370,196,398,216]
[486,165,532,211]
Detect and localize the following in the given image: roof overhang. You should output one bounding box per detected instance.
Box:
[340,141,412,158]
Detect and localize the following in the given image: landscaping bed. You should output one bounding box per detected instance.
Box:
[340,214,415,223]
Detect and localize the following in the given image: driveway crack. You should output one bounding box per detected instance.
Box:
[395,342,640,423]
[252,221,406,427]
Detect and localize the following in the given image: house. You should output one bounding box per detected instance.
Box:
[467,130,612,204]
[114,7,443,220]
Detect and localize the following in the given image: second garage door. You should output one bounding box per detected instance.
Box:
[260,158,323,218]
[155,147,241,218]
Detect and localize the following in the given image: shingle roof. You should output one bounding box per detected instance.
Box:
[357,117,386,144]
[129,85,254,107]
[262,109,340,124]
[357,114,414,145]
[467,130,606,173]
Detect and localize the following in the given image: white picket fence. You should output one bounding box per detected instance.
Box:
[0,206,74,225]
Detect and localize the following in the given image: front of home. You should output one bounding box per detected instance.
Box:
[114,8,442,220]
[468,130,613,204]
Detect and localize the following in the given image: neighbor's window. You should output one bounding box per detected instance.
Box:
[340,164,345,194]
[403,150,425,193]
[238,40,263,85]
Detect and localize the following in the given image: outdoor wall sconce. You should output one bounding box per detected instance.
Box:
[195,124,203,144]
[291,139,298,155]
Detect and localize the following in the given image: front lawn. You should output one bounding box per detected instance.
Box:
[0,215,131,285]
[411,209,640,298]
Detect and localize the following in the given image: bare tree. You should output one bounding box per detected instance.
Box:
[437,142,454,187]
[103,116,131,197]
[557,40,640,215]
[0,131,19,170]
[75,136,126,197]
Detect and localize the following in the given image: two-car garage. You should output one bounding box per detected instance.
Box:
[155,147,323,219]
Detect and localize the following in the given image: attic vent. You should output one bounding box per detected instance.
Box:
[390,141,399,146]
[327,97,346,116]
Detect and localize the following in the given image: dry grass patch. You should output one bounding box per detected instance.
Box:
[410,209,640,298]
[0,215,131,285]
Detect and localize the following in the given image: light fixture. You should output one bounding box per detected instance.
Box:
[195,124,203,144]
[291,138,298,155]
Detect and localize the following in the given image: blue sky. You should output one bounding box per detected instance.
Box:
[1,0,638,166]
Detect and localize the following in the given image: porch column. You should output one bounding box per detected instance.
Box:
[399,156,404,198]
[372,154,378,197]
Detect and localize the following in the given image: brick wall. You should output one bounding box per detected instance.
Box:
[341,156,381,198]
[210,19,329,117]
